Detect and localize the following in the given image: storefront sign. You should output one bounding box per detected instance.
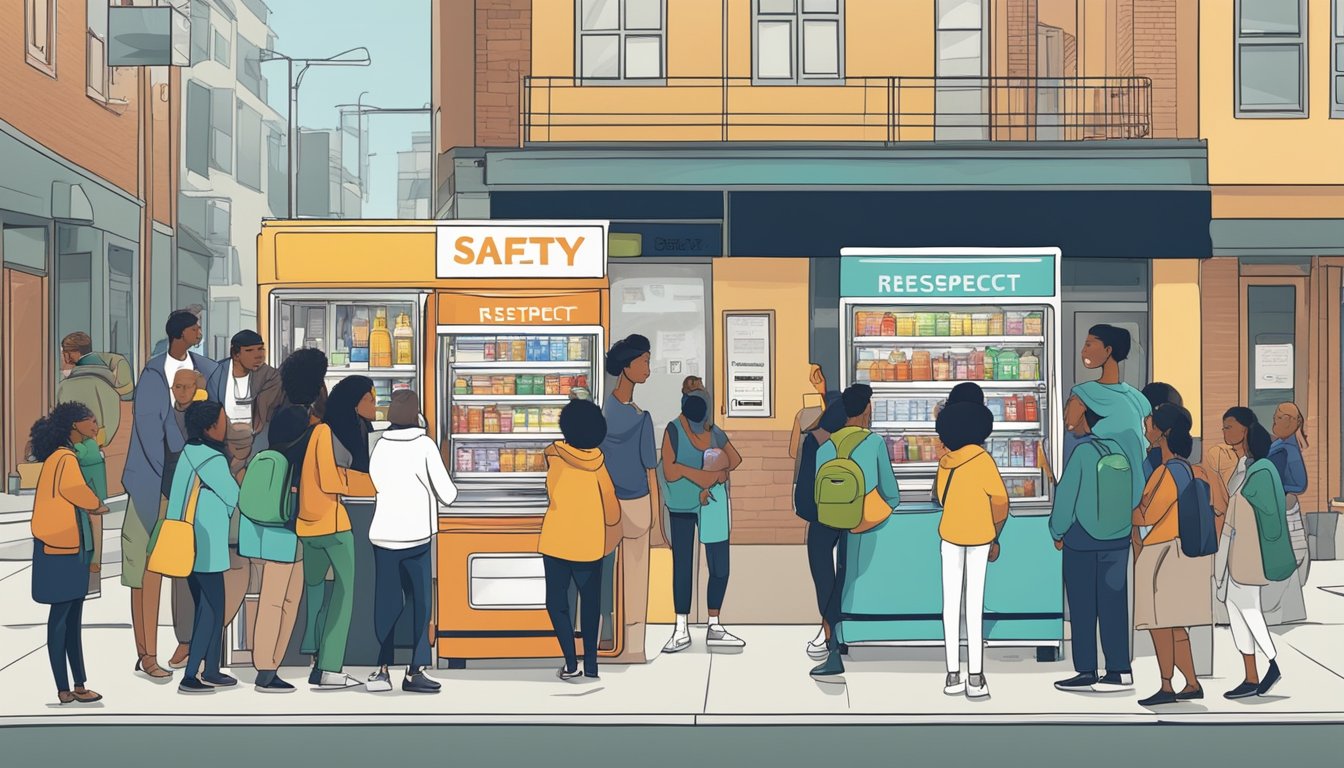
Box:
[437,291,602,326]
[435,221,608,279]
[839,250,1059,299]
[724,311,773,418]
[1254,344,1294,390]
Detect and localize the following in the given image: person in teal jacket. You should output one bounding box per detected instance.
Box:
[810,384,900,677]
[160,401,241,694]
[1071,324,1151,507]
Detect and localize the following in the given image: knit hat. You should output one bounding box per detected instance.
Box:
[387,389,421,427]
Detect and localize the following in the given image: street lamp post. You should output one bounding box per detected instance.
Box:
[259,46,372,218]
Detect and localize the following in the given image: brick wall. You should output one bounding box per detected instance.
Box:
[728,430,805,546]
[0,0,143,195]
[1117,0,1135,76]
[1200,258,1241,443]
[475,0,531,148]
[1134,0,1178,138]
[1006,0,1037,79]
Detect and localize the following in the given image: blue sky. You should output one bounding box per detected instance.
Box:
[264,0,430,218]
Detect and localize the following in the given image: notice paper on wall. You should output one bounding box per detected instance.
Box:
[725,312,773,418]
[1254,343,1294,390]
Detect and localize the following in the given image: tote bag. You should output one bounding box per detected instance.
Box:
[147,476,202,578]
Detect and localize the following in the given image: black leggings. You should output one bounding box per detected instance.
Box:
[47,599,87,693]
[186,571,226,680]
[543,555,603,673]
[806,522,848,630]
[670,512,730,616]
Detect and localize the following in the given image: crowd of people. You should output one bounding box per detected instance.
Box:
[27,314,1311,706]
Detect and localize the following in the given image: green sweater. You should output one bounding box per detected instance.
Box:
[1049,436,1130,543]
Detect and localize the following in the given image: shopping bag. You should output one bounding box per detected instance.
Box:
[147,477,201,578]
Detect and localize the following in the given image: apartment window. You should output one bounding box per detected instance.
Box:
[236,102,263,191]
[213,29,231,67]
[186,81,211,176]
[190,0,210,65]
[1235,0,1308,117]
[26,0,57,75]
[211,87,234,173]
[753,0,844,84]
[266,127,287,216]
[1333,0,1343,117]
[87,0,113,102]
[204,198,232,243]
[575,0,666,81]
[237,36,265,100]
[936,0,988,139]
[208,247,241,287]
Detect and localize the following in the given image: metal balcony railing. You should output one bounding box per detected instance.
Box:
[521,76,1153,145]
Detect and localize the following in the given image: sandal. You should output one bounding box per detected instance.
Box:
[70,687,103,703]
[136,656,173,679]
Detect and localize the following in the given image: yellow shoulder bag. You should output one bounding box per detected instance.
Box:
[147,476,202,578]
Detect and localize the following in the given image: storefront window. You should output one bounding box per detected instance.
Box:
[107,245,135,361]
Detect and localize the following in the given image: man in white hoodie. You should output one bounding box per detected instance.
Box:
[366,390,457,693]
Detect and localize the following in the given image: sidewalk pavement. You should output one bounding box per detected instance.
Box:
[3,535,1343,727]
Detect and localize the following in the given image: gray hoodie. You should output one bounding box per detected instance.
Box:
[601,397,657,500]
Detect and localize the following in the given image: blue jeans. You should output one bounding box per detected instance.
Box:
[46,599,87,692]
[543,555,604,674]
[373,542,433,670]
[806,522,848,631]
[670,512,730,616]
[186,571,226,681]
[1063,545,1131,674]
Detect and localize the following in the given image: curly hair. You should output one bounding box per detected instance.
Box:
[280,347,329,407]
[29,402,95,462]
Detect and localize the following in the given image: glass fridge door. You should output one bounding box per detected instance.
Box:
[442,330,602,505]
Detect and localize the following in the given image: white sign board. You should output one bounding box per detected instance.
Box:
[725,312,773,418]
[1254,344,1294,390]
[435,220,608,279]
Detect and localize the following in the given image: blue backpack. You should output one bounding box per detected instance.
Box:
[1165,458,1217,558]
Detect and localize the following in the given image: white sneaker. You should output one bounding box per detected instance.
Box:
[662,632,691,654]
[943,672,965,695]
[316,671,361,689]
[706,625,745,648]
[365,670,393,692]
[807,627,829,659]
[1092,672,1134,692]
[966,673,989,699]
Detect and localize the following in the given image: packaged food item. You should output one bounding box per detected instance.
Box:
[456,447,473,473]
[986,397,1004,420]
[1010,439,1024,467]
[500,408,513,434]
[544,375,560,396]
[1004,396,1019,422]
[971,313,991,336]
[467,407,484,433]
[550,337,568,362]
[912,350,932,381]
[1005,311,1025,337]
[988,312,1005,336]
[933,355,952,381]
[880,313,897,337]
[500,450,514,473]
[1025,438,1037,467]
[1024,311,1044,336]
[896,314,917,337]
[1019,351,1041,381]
[454,376,468,395]
[893,351,911,382]
[995,349,1021,381]
[935,313,951,337]
[511,339,527,362]
[916,313,937,337]
[1024,394,1039,422]
[892,436,906,463]
[953,353,969,380]
[483,406,500,434]
[983,348,999,380]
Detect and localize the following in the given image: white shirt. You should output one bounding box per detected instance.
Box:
[224,373,252,423]
[368,427,458,549]
[1227,456,1250,498]
[164,353,194,408]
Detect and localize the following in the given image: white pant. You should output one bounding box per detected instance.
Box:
[1225,579,1277,660]
[941,540,990,675]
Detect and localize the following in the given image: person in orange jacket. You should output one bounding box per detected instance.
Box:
[29,402,110,704]
[539,399,623,681]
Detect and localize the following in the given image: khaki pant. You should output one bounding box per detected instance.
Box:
[252,559,305,671]
[614,496,652,663]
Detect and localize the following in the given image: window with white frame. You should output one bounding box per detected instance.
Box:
[213,28,231,67]
[26,0,56,75]
[753,0,844,84]
[236,102,263,191]
[1235,0,1308,117]
[210,87,234,173]
[1333,0,1343,117]
[87,0,113,102]
[190,0,210,65]
[576,0,666,81]
[935,0,987,139]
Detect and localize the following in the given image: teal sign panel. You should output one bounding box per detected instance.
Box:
[841,253,1058,299]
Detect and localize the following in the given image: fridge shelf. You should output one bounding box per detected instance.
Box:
[452,394,575,403]
[873,420,1041,432]
[453,433,563,441]
[853,335,1046,345]
[892,463,1044,475]
[867,380,1045,391]
[451,361,593,371]
[454,472,547,480]
[326,365,418,376]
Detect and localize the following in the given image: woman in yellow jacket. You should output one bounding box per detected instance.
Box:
[29,402,109,704]
[298,375,377,688]
[539,399,622,681]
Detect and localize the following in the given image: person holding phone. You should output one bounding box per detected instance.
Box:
[934,400,1009,699]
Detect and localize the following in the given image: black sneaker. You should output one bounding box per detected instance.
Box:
[1256,661,1282,696]
[1176,686,1204,701]
[1054,673,1099,691]
[202,673,238,688]
[256,677,296,694]
[403,671,442,693]
[557,666,582,681]
[1138,689,1178,707]
[1225,682,1260,700]
[178,677,214,694]
[308,667,322,686]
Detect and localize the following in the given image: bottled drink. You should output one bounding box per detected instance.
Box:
[369,308,393,368]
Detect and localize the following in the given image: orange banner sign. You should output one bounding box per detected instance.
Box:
[437,292,602,326]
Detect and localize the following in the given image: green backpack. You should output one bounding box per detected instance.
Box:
[1092,439,1134,540]
[238,450,295,527]
[814,428,871,531]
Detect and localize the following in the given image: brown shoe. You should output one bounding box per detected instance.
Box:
[169,643,190,669]
[136,656,173,679]
[70,687,103,703]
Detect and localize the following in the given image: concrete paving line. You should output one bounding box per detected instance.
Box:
[0,713,700,728]
[694,712,1344,726]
